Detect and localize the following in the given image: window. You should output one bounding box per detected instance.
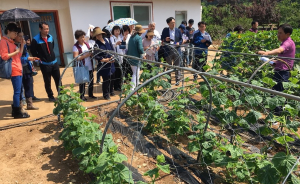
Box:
[175,11,187,27]
[111,2,152,27]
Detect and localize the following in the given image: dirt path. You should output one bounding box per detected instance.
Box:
[0,119,89,184]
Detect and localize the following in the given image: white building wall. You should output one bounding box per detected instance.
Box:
[153,0,202,32]
[68,0,202,40]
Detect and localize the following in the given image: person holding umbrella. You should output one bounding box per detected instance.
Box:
[30,22,61,102]
[0,22,30,119]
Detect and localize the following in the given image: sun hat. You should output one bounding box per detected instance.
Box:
[93,27,106,38]
[135,25,146,33]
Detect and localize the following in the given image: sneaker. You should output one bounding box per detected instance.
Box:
[32,96,41,101]
[89,96,97,99]
[49,96,56,102]
[104,96,111,100]
[110,92,116,96]
[81,97,88,101]
[22,99,27,106]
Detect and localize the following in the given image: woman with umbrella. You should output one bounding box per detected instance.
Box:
[93,27,116,100]
[0,22,29,119]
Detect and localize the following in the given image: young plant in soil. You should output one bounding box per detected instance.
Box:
[54,85,134,183]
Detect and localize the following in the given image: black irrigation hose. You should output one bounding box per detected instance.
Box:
[109,119,201,184]
[0,114,55,131]
[99,69,175,154]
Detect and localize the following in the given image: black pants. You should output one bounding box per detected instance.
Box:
[102,73,115,98]
[272,70,290,115]
[122,58,133,82]
[40,62,61,98]
[272,70,290,92]
[79,70,94,98]
[22,74,33,98]
[114,62,122,90]
[96,62,102,82]
[193,54,208,79]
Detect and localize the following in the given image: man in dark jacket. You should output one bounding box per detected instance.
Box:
[30,22,61,102]
[161,17,183,85]
[192,21,212,80]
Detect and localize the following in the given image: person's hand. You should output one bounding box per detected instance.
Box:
[20,38,26,46]
[201,39,206,43]
[143,56,146,59]
[15,48,20,54]
[123,35,127,41]
[176,42,179,45]
[166,37,170,42]
[116,41,121,45]
[258,51,268,55]
[28,57,39,61]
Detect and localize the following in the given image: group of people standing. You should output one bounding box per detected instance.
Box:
[0,21,61,119]
[1,16,295,119]
[72,17,214,101]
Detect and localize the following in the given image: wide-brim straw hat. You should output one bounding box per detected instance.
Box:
[146,31,155,36]
[93,27,106,38]
[135,25,146,33]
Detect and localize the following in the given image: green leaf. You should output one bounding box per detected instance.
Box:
[115,163,134,183]
[271,152,298,176]
[285,104,298,117]
[143,168,159,178]
[113,153,128,163]
[245,110,262,124]
[72,146,90,157]
[95,152,109,171]
[257,163,280,184]
[251,80,264,87]
[227,88,240,99]
[212,92,228,106]
[262,77,277,87]
[188,141,200,152]
[275,136,295,145]
[156,154,166,164]
[286,120,300,131]
[233,100,243,107]
[245,94,263,106]
[204,131,216,140]
[265,96,286,110]
[257,125,273,136]
[157,164,170,174]
[288,174,300,184]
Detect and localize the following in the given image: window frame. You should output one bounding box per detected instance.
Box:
[110,2,153,28]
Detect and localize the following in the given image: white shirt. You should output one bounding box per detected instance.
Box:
[169,28,175,42]
[73,43,93,71]
[110,35,125,64]
[141,30,161,43]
